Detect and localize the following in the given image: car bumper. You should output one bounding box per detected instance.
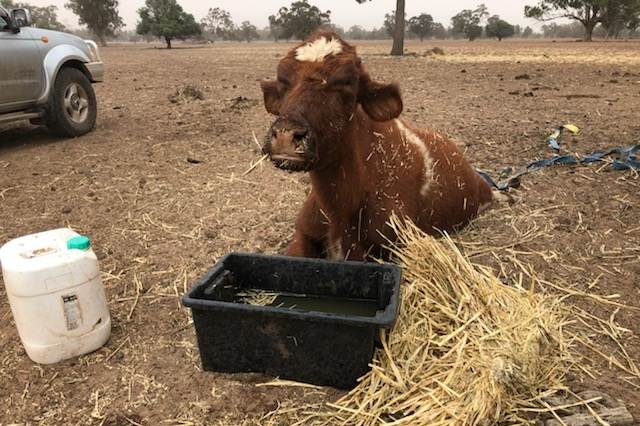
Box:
[85,61,104,83]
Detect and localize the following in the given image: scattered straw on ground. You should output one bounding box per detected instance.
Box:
[168,84,205,104]
[263,216,637,425]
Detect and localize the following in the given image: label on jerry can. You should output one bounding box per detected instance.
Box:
[62,294,82,330]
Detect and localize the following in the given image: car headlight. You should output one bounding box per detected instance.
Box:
[85,40,101,62]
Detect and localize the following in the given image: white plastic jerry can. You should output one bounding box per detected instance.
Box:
[0,228,111,364]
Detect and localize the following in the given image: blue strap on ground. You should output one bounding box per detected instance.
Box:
[478,144,640,191]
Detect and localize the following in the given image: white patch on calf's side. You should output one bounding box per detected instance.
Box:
[295,37,343,62]
[327,238,344,261]
[395,119,435,196]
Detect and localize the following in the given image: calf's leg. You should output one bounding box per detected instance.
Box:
[285,193,327,258]
[286,229,324,258]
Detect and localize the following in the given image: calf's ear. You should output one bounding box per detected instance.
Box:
[260,80,282,115]
[358,74,403,122]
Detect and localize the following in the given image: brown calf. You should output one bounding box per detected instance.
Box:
[261,31,492,261]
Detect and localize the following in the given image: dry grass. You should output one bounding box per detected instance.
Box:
[1,40,639,425]
[168,84,206,104]
[263,216,639,425]
[237,289,280,306]
[360,39,640,65]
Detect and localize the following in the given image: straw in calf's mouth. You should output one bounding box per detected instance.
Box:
[270,154,305,162]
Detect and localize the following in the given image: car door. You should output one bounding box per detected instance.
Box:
[0,17,45,112]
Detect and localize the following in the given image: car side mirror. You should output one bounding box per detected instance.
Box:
[11,8,32,28]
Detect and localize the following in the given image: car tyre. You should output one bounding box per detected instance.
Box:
[46,67,97,137]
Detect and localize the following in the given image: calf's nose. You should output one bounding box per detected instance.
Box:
[264,126,309,157]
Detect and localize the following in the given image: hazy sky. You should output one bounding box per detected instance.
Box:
[28,0,543,31]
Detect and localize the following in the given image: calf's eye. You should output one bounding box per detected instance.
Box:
[329,78,356,90]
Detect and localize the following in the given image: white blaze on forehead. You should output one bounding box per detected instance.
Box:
[395,119,435,197]
[295,37,343,62]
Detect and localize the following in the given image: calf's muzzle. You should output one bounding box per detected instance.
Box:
[263,117,315,171]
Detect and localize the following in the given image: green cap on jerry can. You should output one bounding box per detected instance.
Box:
[67,235,91,250]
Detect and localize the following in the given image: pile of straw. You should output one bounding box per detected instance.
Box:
[264,217,581,425]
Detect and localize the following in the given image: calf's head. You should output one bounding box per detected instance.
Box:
[261,31,403,171]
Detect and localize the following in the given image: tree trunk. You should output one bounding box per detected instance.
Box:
[584,21,596,41]
[498,36,502,41]
[165,36,172,49]
[583,5,598,42]
[390,0,405,56]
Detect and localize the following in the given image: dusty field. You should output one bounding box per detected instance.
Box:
[1,39,639,425]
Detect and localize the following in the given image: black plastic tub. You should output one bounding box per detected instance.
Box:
[182,253,402,389]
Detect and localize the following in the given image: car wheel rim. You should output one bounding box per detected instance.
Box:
[63,83,90,124]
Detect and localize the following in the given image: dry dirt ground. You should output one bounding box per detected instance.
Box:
[1,39,639,425]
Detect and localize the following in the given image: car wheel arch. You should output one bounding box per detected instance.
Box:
[57,60,92,83]
[39,44,92,104]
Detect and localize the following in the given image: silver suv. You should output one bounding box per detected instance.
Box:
[0,7,104,137]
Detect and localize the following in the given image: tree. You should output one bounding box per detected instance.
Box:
[601,0,640,37]
[28,4,66,30]
[524,0,640,41]
[346,25,388,40]
[467,24,483,40]
[432,22,448,39]
[541,21,591,37]
[347,24,366,39]
[390,0,406,54]
[201,7,234,41]
[268,0,330,40]
[268,15,285,41]
[485,15,515,41]
[522,26,534,37]
[0,1,66,31]
[408,13,434,41]
[65,0,124,46]
[369,27,390,39]
[514,24,523,36]
[629,14,640,32]
[356,0,406,56]
[451,4,489,41]
[326,23,345,37]
[238,21,259,42]
[383,11,396,37]
[136,0,201,49]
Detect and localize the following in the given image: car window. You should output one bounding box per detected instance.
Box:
[0,15,9,31]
